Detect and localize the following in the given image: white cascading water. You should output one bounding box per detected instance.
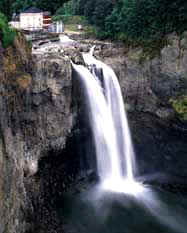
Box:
[71,49,187,233]
[72,49,143,195]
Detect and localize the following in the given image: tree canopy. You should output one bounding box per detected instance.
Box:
[0,0,69,19]
[0,12,16,47]
[1,0,187,43]
[71,0,187,41]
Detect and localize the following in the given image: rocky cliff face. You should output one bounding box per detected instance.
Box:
[0,33,187,233]
[0,34,78,233]
[95,36,187,119]
[94,35,187,183]
[0,33,33,233]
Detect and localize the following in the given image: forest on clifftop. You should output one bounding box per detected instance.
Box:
[1,0,187,45]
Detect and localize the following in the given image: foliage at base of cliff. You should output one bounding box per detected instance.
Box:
[170,96,187,121]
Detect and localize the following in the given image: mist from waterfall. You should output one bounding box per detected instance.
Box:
[72,51,143,194]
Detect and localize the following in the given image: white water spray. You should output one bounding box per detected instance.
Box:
[71,50,187,233]
[72,50,143,195]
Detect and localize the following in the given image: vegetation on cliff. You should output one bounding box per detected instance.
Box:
[0,13,16,48]
[0,27,32,95]
[170,96,187,121]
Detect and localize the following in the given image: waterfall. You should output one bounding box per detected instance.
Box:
[72,52,143,194]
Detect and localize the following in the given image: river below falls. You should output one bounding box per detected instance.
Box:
[55,185,187,233]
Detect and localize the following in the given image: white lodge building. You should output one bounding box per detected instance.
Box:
[19,7,51,31]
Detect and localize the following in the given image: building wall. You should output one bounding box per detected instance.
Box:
[56,21,64,33]
[48,21,64,33]
[43,15,52,29]
[20,13,43,30]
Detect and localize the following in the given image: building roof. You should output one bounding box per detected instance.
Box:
[43,11,51,16]
[23,7,42,13]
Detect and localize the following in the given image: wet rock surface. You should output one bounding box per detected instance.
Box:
[95,38,187,118]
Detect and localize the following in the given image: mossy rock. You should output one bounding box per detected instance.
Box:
[170,95,187,120]
[16,74,32,89]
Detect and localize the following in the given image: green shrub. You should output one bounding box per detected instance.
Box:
[0,13,16,48]
[170,96,187,121]
[52,15,87,25]
[55,0,75,16]
[73,0,87,15]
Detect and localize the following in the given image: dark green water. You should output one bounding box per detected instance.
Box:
[57,185,187,233]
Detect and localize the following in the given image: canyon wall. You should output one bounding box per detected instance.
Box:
[0,33,187,233]
[0,34,76,233]
[95,35,187,183]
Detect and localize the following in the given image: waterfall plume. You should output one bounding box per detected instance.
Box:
[72,51,143,195]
